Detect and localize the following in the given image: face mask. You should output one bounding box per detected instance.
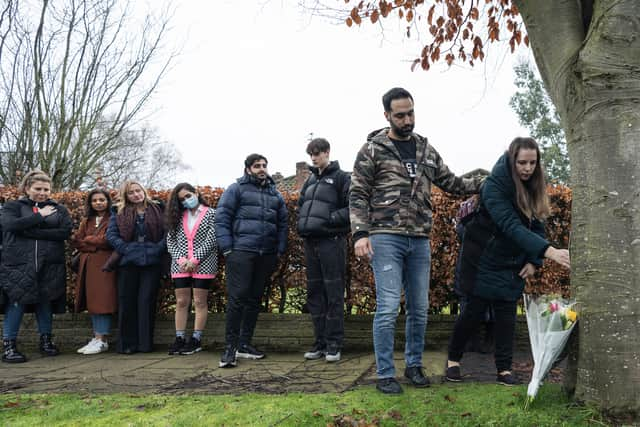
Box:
[182,195,198,209]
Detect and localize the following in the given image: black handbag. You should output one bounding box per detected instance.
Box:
[70,251,80,273]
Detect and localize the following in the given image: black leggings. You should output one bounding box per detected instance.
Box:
[448,296,517,372]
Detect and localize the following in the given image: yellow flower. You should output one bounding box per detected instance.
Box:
[566,310,577,322]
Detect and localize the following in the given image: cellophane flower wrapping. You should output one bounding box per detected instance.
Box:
[524,294,578,408]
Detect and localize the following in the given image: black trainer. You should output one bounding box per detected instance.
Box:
[303,344,326,360]
[219,345,237,368]
[180,337,202,355]
[497,372,520,386]
[168,336,186,355]
[2,339,27,363]
[39,334,59,356]
[376,377,403,394]
[404,366,430,387]
[236,343,265,360]
[445,365,462,382]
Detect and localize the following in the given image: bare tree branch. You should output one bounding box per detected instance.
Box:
[0,0,179,189]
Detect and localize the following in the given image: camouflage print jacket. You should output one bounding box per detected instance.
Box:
[349,128,484,239]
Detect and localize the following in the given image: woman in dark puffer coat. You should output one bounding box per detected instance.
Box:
[0,170,72,363]
[445,137,571,386]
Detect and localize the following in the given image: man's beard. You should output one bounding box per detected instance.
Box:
[251,172,268,184]
[391,122,414,138]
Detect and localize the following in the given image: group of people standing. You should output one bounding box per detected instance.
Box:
[0,86,570,396]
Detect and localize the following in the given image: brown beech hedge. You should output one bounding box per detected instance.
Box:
[0,185,571,315]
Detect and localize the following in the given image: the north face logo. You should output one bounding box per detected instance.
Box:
[325,178,334,184]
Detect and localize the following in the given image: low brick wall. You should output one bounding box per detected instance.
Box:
[1,313,531,352]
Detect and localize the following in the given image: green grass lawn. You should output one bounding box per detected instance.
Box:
[0,383,605,426]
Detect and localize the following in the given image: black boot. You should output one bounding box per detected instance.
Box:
[2,339,27,363]
[39,334,60,356]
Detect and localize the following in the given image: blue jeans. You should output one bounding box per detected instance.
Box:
[2,301,53,340]
[370,234,431,379]
[91,314,112,336]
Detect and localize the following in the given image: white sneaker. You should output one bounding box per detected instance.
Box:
[77,338,97,354]
[82,339,108,355]
[325,351,341,363]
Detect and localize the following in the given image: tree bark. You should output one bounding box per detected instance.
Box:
[517,0,640,415]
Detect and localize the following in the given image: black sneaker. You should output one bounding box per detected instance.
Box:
[445,365,462,382]
[39,334,59,356]
[180,337,202,355]
[497,372,520,386]
[236,343,265,360]
[303,345,325,360]
[219,345,237,368]
[376,377,403,394]
[404,366,430,387]
[168,336,186,355]
[2,339,27,364]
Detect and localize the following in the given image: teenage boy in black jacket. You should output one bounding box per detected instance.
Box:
[297,138,350,362]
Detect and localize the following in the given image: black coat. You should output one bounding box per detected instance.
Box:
[297,161,350,237]
[0,198,72,313]
[458,154,549,301]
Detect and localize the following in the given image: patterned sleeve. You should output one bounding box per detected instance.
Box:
[193,208,218,263]
[349,143,374,235]
[166,225,182,261]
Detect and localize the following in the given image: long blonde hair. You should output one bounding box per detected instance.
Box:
[116,180,150,214]
[19,170,52,194]
[508,137,550,220]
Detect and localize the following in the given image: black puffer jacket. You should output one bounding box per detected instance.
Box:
[0,198,72,312]
[297,161,350,237]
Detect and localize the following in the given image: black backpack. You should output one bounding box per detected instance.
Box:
[455,194,498,295]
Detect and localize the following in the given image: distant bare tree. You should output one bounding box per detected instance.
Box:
[0,0,177,189]
[94,125,190,190]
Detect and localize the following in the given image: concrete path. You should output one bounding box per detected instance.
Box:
[0,349,557,395]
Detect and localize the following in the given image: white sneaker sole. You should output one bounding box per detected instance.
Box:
[236,352,265,360]
[325,353,341,362]
[304,352,325,360]
[83,345,108,355]
[77,339,96,354]
[219,360,237,368]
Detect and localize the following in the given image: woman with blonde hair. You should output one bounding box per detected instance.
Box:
[445,137,571,386]
[107,181,166,354]
[1,170,72,363]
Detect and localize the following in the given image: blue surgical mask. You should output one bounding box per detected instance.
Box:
[182,196,198,209]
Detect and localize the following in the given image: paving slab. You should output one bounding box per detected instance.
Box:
[0,349,561,395]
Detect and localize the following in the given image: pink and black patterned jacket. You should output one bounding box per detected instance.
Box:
[166,206,218,279]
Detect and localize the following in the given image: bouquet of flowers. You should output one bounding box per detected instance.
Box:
[523,294,578,409]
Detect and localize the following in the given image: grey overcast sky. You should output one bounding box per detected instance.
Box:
[148,0,533,188]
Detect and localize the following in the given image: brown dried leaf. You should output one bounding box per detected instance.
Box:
[427,4,435,25]
[371,9,379,24]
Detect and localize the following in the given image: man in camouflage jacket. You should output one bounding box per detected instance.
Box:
[350,87,485,394]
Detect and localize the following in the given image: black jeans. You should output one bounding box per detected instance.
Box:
[117,265,161,352]
[224,251,278,347]
[303,236,347,350]
[448,296,517,372]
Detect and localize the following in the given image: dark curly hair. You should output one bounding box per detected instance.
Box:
[166,182,208,236]
[84,188,112,217]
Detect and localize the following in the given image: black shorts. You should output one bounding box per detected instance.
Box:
[173,277,212,290]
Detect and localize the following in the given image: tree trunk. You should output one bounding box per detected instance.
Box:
[517,0,640,416]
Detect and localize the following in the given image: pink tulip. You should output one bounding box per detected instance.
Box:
[549,302,559,313]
